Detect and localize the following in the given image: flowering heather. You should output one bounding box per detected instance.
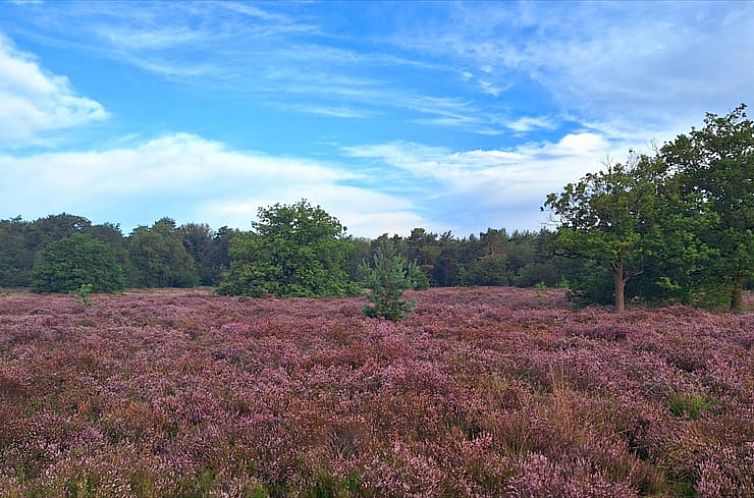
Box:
[1,288,754,497]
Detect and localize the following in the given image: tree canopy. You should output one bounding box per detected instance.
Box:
[31,233,126,293]
[128,219,199,288]
[545,156,666,312]
[219,200,358,297]
[660,104,754,311]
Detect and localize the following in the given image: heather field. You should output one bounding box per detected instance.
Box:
[2,289,754,497]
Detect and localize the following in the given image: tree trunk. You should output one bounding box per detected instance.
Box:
[614,260,625,313]
[730,277,745,313]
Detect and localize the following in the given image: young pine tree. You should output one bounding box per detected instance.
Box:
[360,240,418,321]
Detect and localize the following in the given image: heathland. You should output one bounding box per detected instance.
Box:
[1,287,753,497]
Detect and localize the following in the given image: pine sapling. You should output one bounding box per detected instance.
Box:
[360,240,418,321]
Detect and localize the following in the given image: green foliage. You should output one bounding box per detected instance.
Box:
[661,104,754,311]
[179,223,238,286]
[0,216,32,287]
[219,200,357,297]
[303,470,362,498]
[412,266,431,290]
[75,283,94,307]
[343,237,372,283]
[668,392,712,420]
[461,255,511,286]
[431,247,461,287]
[128,219,199,288]
[27,213,92,251]
[534,281,547,305]
[561,260,615,307]
[515,262,559,287]
[544,155,667,311]
[360,239,417,321]
[31,233,126,294]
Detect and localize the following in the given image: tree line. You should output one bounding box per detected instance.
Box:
[1,105,752,313]
[0,215,237,292]
[0,207,576,296]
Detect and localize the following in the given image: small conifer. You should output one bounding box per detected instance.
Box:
[360,240,418,321]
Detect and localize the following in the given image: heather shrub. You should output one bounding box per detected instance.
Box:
[696,443,754,497]
[2,287,754,496]
[359,239,418,321]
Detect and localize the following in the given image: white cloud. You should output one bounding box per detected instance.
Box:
[0,34,107,145]
[278,103,373,119]
[202,185,429,236]
[342,131,635,232]
[95,26,202,50]
[506,116,556,133]
[4,3,520,135]
[0,133,431,237]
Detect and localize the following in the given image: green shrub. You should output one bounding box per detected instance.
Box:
[534,281,547,305]
[460,255,512,286]
[516,261,560,287]
[219,200,355,297]
[75,283,94,307]
[412,266,431,290]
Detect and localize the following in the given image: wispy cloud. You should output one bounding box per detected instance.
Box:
[94,26,203,50]
[279,103,373,119]
[506,116,556,133]
[1,2,523,135]
[386,2,754,135]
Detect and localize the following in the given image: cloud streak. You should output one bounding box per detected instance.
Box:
[387,2,754,135]
[0,1,533,136]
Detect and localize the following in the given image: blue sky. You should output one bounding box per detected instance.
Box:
[1,1,752,237]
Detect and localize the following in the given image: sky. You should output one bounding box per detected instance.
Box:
[1,1,753,237]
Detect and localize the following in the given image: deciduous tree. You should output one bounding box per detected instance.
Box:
[661,104,754,312]
[31,233,126,293]
[544,155,666,312]
[219,200,356,297]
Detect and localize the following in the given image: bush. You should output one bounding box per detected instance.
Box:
[515,262,560,287]
[219,200,356,297]
[413,265,432,290]
[31,234,126,293]
[360,240,417,321]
